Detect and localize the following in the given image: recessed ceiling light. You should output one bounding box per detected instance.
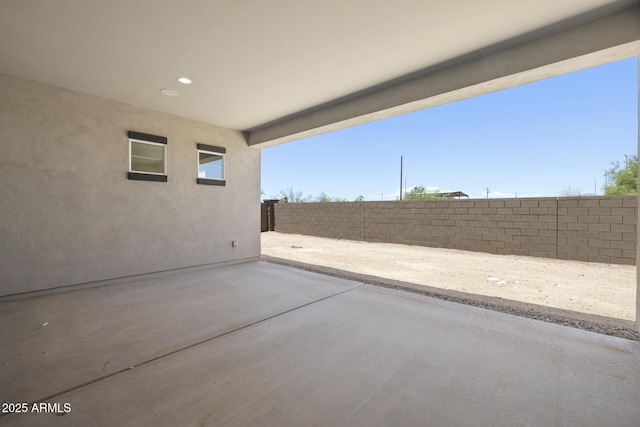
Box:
[160,89,178,96]
[178,77,192,85]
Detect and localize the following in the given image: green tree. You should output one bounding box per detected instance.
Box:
[603,155,637,195]
[315,191,332,202]
[276,187,312,203]
[315,191,347,202]
[403,186,442,200]
[354,195,365,202]
[274,188,348,202]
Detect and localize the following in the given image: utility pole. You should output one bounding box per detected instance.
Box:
[399,155,403,201]
[486,188,489,199]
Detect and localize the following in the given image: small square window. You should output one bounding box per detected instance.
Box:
[127,131,168,182]
[196,143,226,186]
[131,140,166,174]
[199,151,223,179]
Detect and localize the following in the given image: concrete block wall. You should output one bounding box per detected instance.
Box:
[275,202,365,241]
[557,197,637,264]
[364,198,560,258]
[274,196,637,265]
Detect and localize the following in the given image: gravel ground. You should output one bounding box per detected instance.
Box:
[262,232,639,341]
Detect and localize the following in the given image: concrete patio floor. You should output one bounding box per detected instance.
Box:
[1,261,639,426]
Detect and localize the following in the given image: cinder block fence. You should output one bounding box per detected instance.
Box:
[273,196,637,265]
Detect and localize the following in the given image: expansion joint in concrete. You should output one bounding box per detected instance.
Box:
[4,282,365,414]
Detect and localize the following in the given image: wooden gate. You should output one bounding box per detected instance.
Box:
[260,199,279,232]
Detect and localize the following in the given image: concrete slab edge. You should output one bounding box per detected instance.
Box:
[0,257,261,302]
[260,255,640,341]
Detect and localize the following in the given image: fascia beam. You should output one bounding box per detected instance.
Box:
[247,5,640,148]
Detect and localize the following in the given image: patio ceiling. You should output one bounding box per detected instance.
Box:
[0,0,636,137]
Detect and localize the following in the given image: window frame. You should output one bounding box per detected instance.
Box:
[127,131,168,182]
[196,143,226,186]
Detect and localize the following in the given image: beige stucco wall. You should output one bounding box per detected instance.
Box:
[0,73,260,296]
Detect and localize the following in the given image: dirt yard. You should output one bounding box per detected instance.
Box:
[262,232,636,322]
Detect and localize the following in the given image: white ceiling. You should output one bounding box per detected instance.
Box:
[0,0,635,131]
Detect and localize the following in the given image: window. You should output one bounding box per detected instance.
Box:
[131,140,165,173]
[128,131,167,182]
[197,143,226,186]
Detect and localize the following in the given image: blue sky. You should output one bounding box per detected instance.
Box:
[262,57,638,201]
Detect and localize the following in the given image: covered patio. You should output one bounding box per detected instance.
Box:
[2,261,639,426]
[1,1,640,425]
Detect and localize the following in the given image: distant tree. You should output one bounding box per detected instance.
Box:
[559,185,582,197]
[603,154,638,195]
[315,192,332,202]
[275,188,349,202]
[403,185,441,200]
[354,195,365,201]
[315,191,347,202]
[276,187,311,203]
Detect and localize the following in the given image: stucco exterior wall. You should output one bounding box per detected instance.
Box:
[274,196,637,265]
[0,73,260,296]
